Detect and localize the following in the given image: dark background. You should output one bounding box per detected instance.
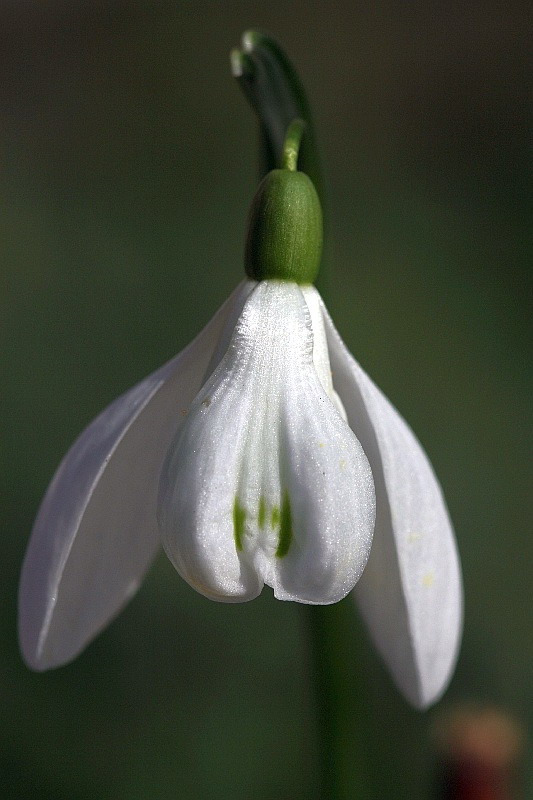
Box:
[1,2,531,797]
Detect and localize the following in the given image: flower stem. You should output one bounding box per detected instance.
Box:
[305,601,368,800]
[230,30,323,201]
[281,119,306,172]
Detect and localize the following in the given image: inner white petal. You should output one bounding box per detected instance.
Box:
[158,280,375,605]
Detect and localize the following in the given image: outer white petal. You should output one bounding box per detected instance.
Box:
[158,281,375,605]
[322,302,462,708]
[19,282,255,670]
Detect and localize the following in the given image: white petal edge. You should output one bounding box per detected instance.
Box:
[321,300,463,708]
[19,281,255,670]
[158,281,375,605]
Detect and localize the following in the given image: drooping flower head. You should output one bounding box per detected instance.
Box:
[19,119,462,709]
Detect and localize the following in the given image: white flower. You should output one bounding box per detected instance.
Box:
[19,277,462,708]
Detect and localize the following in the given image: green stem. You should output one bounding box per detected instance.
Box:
[230,31,323,198]
[281,119,306,172]
[305,601,368,800]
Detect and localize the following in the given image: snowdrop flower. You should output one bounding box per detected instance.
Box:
[19,129,462,709]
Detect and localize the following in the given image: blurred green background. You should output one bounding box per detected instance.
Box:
[1,2,531,798]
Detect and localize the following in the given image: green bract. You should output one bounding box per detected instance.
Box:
[244,168,323,285]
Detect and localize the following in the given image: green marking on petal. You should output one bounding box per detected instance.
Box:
[233,497,246,551]
[271,505,280,528]
[276,492,293,558]
[258,496,266,528]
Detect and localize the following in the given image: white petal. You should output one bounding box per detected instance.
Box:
[158,281,375,605]
[322,302,462,708]
[19,282,255,669]
[300,286,348,420]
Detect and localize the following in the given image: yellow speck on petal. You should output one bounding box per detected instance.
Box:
[408,531,423,543]
[318,442,325,448]
[339,459,346,470]
[422,572,435,587]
